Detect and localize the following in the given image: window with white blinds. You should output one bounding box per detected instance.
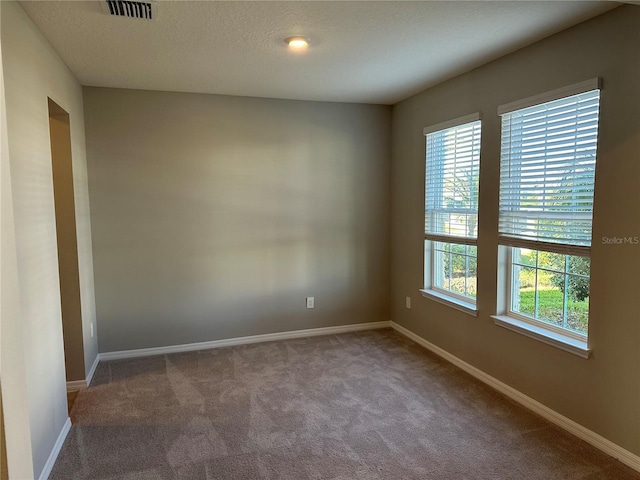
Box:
[494,80,602,347]
[498,85,601,255]
[425,116,481,244]
[423,114,481,309]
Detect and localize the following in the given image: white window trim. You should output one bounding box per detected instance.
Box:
[423,238,478,314]
[423,112,481,135]
[423,113,481,312]
[424,238,478,307]
[492,315,590,359]
[495,245,591,358]
[494,82,600,357]
[505,247,588,343]
[420,289,478,317]
[497,77,601,115]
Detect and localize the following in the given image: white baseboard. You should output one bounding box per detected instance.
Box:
[38,417,71,480]
[65,380,86,393]
[85,353,100,387]
[390,321,640,473]
[65,355,101,392]
[99,321,392,361]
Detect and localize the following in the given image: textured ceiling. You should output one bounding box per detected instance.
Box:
[20,1,617,105]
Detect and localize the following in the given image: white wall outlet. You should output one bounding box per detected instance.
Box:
[306,296,315,309]
[90,322,94,338]
[405,296,411,309]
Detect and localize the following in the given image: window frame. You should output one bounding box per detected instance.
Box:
[494,79,601,355]
[422,113,481,314]
[428,240,478,303]
[505,247,589,342]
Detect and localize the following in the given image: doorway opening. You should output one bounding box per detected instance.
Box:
[48,98,85,411]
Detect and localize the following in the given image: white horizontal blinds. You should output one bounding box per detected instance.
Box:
[425,119,481,243]
[498,89,600,256]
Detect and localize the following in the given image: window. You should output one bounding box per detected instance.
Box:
[422,114,481,313]
[494,79,601,354]
[509,249,590,336]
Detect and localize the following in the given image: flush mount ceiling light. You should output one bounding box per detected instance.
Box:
[285,36,310,49]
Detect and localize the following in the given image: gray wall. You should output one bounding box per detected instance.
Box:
[84,88,391,353]
[391,5,640,455]
[1,1,98,476]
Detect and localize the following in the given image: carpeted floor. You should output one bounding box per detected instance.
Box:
[51,329,640,479]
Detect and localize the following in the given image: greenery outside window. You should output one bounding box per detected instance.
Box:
[509,248,589,339]
[432,242,477,301]
[423,113,481,313]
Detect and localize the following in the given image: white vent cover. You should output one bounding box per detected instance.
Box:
[103,0,155,20]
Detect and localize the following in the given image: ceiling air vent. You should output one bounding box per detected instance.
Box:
[104,0,155,20]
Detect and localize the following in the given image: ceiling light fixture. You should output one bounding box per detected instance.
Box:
[285,36,310,49]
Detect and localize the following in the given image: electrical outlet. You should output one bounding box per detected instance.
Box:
[306,296,315,309]
[405,296,411,309]
[90,323,94,338]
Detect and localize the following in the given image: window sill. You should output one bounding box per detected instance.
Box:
[491,315,591,359]
[420,289,478,317]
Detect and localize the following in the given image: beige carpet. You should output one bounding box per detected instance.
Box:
[51,329,639,479]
